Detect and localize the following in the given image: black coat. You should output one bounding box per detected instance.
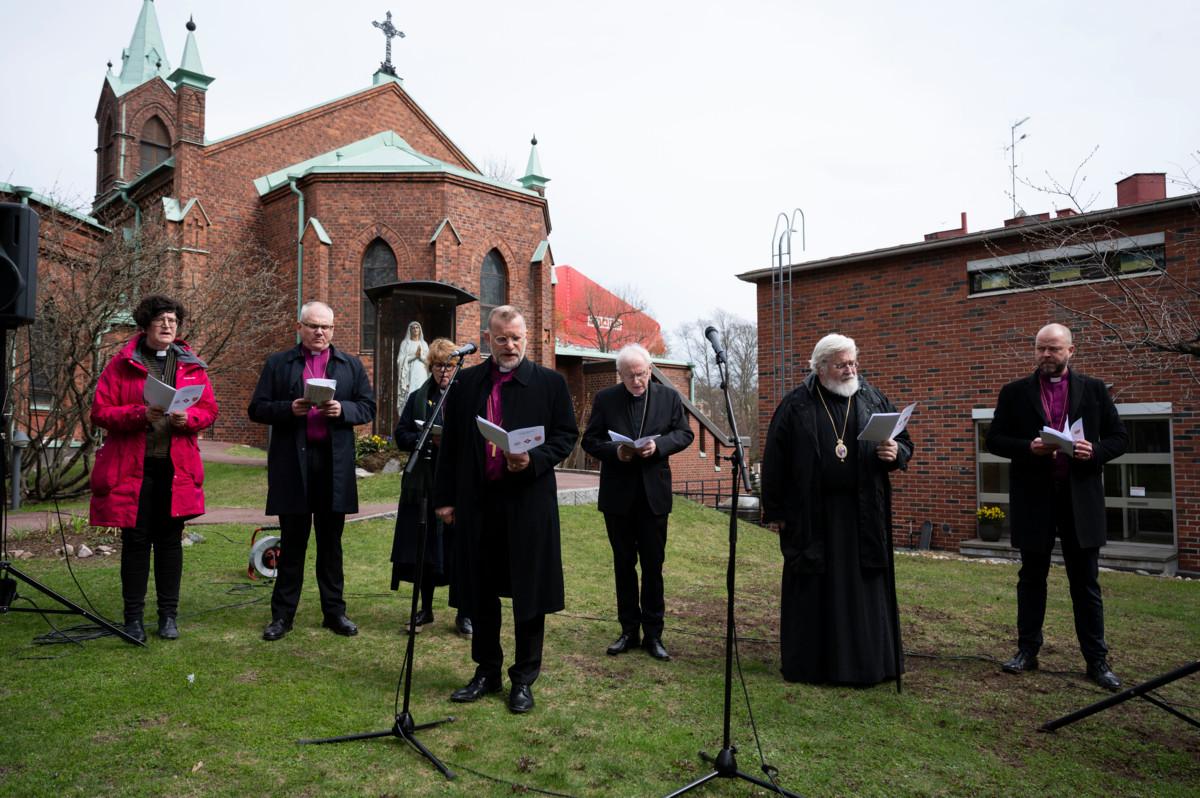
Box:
[433,357,579,621]
[985,369,1127,550]
[247,344,377,515]
[581,381,695,516]
[760,374,914,573]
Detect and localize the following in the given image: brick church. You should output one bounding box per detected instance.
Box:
[60,1,555,443]
[3,1,732,494]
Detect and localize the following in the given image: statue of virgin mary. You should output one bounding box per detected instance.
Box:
[396,320,429,411]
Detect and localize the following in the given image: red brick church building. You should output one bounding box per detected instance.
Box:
[10,1,556,443]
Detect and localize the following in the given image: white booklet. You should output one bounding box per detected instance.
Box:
[475,416,546,454]
[414,419,443,435]
[1041,417,1085,455]
[857,402,917,443]
[304,378,337,404]
[144,374,205,415]
[608,430,660,448]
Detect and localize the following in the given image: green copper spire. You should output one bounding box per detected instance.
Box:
[112,0,173,96]
[169,16,214,91]
[519,135,549,191]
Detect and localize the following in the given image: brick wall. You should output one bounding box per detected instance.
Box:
[750,202,1200,572]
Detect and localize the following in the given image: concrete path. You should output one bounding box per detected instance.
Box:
[6,441,600,532]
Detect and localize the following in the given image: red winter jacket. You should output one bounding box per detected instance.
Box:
[89,335,219,528]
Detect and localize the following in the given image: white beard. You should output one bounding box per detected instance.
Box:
[820,374,859,398]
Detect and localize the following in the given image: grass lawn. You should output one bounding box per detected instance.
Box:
[1,498,1197,797]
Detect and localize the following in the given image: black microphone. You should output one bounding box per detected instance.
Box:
[704,326,725,360]
[450,342,478,358]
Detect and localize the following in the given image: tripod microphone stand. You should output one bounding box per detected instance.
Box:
[298,352,469,779]
[0,325,144,646]
[665,328,802,798]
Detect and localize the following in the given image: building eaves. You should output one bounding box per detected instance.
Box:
[737,191,1200,283]
[0,183,110,232]
[93,157,176,214]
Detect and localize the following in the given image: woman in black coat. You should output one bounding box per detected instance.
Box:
[390,338,471,636]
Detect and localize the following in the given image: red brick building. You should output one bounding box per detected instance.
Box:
[740,175,1200,575]
[16,2,556,446]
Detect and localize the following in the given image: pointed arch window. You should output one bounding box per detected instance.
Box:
[480,249,508,354]
[139,115,171,174]
[361,238,397,351]
[101,116,116,186]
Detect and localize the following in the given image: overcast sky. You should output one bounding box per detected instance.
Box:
[3,0,1198,340]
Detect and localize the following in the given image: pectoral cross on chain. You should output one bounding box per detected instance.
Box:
[372,11,405,76]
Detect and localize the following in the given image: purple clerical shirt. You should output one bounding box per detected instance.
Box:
[484,363,517,481]
[1039,370,1070,481]
[304,347,331,443]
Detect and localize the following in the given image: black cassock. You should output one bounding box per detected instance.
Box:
[779,384,901,686]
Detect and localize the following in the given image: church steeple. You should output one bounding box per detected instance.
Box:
[519,135,549,194]
[169,16,214,92]
[111,0,173,96]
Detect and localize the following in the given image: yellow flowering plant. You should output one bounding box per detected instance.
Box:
[976,505,1006,523]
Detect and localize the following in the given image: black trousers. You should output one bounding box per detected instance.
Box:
[270,442,347,621]
[604,491,668,640]
[120,458,184,622]
[1016,481,1108,664]
[470,488,545,686]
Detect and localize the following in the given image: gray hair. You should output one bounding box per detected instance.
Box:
[615,343,652,373]
[810,333,857,371]
[299,300,333,322]
[487,304,524,328]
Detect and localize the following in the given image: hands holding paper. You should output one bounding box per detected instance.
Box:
[876,439,898,462]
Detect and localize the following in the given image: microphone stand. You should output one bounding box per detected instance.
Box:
[298,351,469,780]
[665,338,802,798]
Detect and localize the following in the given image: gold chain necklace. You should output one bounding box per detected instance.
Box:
[816,386,854,462]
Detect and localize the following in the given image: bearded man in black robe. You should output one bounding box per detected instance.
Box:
[760,333,913,685]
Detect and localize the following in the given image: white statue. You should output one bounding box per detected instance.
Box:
[396,320,429,411]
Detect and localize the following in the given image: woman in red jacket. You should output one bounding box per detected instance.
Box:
[89,295,219,642]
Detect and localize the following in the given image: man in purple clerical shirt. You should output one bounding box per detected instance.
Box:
[986,323,1128,691]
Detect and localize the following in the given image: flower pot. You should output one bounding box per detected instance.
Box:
[978,521,1003,542]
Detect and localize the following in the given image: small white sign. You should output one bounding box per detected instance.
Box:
[1130,486,1146,498]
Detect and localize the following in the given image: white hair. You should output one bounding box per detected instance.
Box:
[615,343,652,373]
[810,333,857,371]
[299,300,333,321]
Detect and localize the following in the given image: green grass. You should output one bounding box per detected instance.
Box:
[1,500,1197,797]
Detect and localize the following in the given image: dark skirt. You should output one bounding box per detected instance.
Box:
[779,491,901,686]
[389,503,456,599]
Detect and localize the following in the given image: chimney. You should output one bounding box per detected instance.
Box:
[1056,208,1077,218]
[923,211,969,241]
[1116,173,1166,207]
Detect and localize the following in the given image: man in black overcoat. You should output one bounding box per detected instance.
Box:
[581,343,694,661]
[434,306,578,714]
[248,301,377,641]
[986,323,1128,690]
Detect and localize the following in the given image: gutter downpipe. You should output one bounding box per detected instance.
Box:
[287,176,304,340]
[119,189,141,230]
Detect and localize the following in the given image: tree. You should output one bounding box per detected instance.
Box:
[8,206,288,500]
[989,150,1200,385]
[583,283,658,353]
[670,309,759,459]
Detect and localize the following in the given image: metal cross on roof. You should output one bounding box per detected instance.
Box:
[372,11,405,76]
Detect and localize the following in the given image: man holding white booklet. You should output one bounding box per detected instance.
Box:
[986,323,1128,691]
[581,344,694,662]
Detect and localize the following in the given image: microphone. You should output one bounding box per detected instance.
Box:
[449,342,477,358]
[704,326,725,361]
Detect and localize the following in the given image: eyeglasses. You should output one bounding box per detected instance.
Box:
[301,322,334,332]
[151,316,179,328]
[830,361,858,371]
[432,363,454,372]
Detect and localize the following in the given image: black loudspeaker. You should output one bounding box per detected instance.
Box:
[0,202,39,328]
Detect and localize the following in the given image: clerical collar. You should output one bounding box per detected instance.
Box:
[1041,369,1069,384]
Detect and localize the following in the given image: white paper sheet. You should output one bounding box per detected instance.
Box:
[857,403,917,443]
[475,416,546,454]
[304,378,337,404]
[144,374,205,414]
[608,430,661,448]
[1040,417,1084,456]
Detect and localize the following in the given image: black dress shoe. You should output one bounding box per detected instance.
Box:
[450,674,503,703]
[123,619,147,643]
[157,616,179,640]
[606,632,639,656]
[508,683,535,714]
[406,608,433,634]
[323,614,359,636]
[455,615,473,637]
[262,618,293,641]
[643,637,671,661]
[1001,650,1038,673]
[1087,660,1122,692]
